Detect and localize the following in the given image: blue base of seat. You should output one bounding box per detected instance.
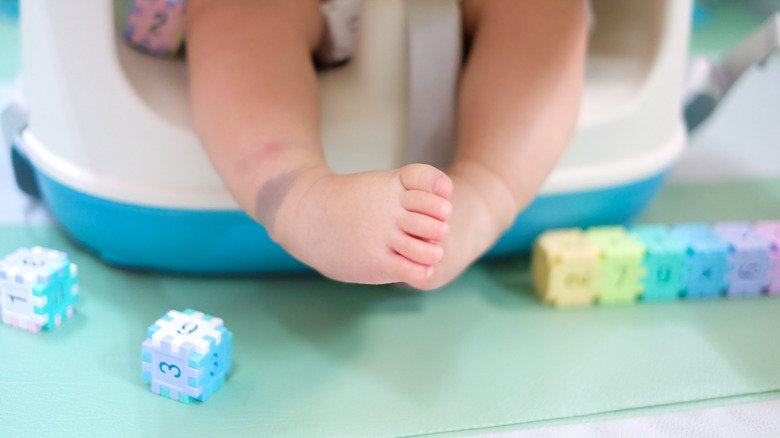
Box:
[29,159,667,274]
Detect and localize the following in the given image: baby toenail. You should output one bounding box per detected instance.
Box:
[433,178,442,195]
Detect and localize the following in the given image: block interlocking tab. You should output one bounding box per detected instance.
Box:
[754,221,780,294]
[0,247,79,332]
[123,0,186,57]
[585,226,647,304]
[531,229,600,306]
[630,225,687,301]
[672,224,730,298]
[713,222,772,296]
[142,309,233,403]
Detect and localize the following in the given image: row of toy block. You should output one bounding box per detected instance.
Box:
[0,247,79,332]
[531,222,780,307]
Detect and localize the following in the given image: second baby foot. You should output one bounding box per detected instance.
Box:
[261,163,453,288]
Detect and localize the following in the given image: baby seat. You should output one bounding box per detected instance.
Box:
[4,0,691,273]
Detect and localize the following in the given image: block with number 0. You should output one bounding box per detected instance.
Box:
[123,0,186,57]
[0,246,79,332]
[142,309,233,403]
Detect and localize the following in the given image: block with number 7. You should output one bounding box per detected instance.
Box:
[142,309,233,403]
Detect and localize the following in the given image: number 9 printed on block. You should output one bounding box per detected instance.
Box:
[142,309,233,403]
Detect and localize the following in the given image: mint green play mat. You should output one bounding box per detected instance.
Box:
[2,179,780,437]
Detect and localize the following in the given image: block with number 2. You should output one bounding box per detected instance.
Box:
[142,309,233,403]
[123,0,186,57]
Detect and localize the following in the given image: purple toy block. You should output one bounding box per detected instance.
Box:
[713,222,772,296]
[754,221,780,294]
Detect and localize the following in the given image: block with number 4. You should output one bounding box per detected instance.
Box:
[672,224,730,298]
[142,309,233,403]
[532,229,600,306]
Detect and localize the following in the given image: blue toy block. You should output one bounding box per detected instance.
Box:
[142,309,232,403]
[672,224,730,298]
[0,247,79,332]
[630,225,687,301]
[712,222,772,296]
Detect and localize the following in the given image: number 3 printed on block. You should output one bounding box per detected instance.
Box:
[159,362,181,378]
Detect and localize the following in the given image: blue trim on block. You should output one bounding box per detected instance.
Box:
[33,167,668,274]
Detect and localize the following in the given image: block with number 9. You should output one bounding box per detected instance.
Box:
[142,309,233,403]
[0,246,79,332]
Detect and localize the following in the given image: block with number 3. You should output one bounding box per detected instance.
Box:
[123,0,186,57]
[142,309,233,403]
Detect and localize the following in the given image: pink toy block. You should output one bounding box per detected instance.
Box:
[754,221,780,294]
[123,0,186,57]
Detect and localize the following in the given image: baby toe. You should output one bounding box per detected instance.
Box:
[398,212,449,242]
[400,190,452,221]
[399,164,453,199]
[392,235,444,266]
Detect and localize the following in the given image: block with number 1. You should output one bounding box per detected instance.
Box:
[142,309,233,403]
[0,246,78,332]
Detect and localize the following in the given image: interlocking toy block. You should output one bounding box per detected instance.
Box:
[672,224,730,298]
[531,229,600,306]
[754,221,780,294]
[712,222,772,296]
[142,309,233,403]
[584,226,646,304]
[123,0,186,57]
[0,247,78,332]
[630,225,687,301]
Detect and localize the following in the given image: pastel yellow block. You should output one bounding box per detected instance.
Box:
[532,229,600,306]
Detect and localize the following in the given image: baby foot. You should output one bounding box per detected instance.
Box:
[261,163,453,288]
[415,161,520,290]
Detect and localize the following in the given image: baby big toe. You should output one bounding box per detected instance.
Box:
[399,164,453,199]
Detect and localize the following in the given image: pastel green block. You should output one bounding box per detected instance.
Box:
[585,226,647,304]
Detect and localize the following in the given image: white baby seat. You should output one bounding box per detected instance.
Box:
[6,0,691,273]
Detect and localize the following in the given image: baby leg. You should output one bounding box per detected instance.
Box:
[187,0,452,287]
[418,0,589,289]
